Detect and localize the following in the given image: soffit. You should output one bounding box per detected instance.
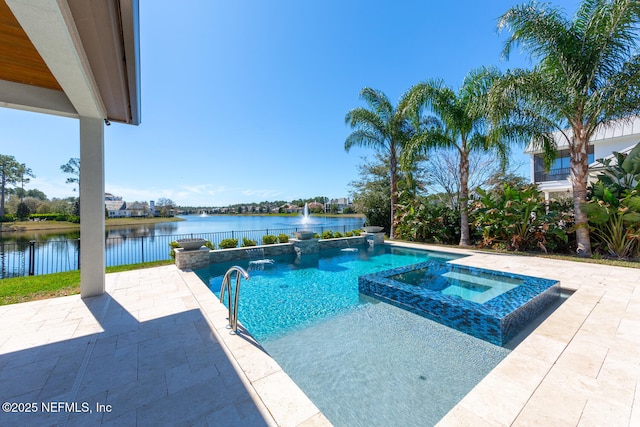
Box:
[0,0,140,125]
[0,1,61,91]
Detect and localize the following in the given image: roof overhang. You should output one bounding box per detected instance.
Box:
[0,0,140,125]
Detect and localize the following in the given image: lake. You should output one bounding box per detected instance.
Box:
[0,214,366,278]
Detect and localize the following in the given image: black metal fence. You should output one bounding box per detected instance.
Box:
[0,224,360,279]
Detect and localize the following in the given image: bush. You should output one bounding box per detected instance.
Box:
[472,184,570,252]
[241,237,257,247]
[205,240,215,250]
[67,216,80,224]
[351,229,362,236]
[277,233,289,243]
[16,202,30,221]
[219,238,238,249]
[0,214,15,223]
[334,231,343,238]
[168,241,181,259]
[395,200,461,245]
[581,145,640,258]
[345,231,354,237]
[313,233,320,238]
[262,235,278,245]
[321,230,334,239]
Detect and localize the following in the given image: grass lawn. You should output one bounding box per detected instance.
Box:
[0,260,173,305]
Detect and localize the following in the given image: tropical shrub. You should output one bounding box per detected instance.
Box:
[471,184,569,252]
[321,230,334,239]
[334,231,343,238]
[262,235,278,245]
[277,233,289,243]
[581,145,640,259]
[205,240,215,250]
[345,231,354,237]
[395,198,461,245]
[241,237,257,247]
[351,229,362,236]
[219,238,238,249]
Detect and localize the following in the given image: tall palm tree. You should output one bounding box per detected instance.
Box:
[345,87,415,239]
[401,67,510,247]
[494,0,640,257]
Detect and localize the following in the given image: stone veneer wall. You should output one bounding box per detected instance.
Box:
[174,248,210,270]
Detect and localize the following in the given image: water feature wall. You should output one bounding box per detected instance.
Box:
[174,235,375,269]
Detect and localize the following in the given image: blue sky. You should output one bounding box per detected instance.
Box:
[1,0,579,207]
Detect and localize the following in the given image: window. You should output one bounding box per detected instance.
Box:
[533,145,594,182]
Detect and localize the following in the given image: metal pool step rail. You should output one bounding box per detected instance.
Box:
[219,266,250,334]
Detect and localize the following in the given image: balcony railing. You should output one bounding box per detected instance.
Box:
[534,167,570,182]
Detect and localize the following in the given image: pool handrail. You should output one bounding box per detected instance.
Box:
[219,265,250,334]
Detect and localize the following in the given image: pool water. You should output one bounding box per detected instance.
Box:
[201,245,461,340]
[391,265,523,303]
[196,246,514,426]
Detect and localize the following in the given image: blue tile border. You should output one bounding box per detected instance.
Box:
[358,261,560,345]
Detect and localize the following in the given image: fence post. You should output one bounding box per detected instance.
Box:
[141,237,145,263]
[28,240,35,276]
[77,238,81,270]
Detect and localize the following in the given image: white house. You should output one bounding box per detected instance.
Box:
[105,194,149,218]
[526,116,640,201]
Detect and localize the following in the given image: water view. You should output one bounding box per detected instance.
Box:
[0,214,365,278]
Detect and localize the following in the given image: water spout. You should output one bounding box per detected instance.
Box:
[302,203,310,225]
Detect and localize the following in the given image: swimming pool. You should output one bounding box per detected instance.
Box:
[196,245,515,425]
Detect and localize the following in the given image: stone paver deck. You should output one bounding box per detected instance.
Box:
[0,265,328,426]
[0,244,639,426]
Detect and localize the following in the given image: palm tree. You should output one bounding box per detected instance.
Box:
[494,0,640,257]
[401,67,510,247]
[345,88,415,239]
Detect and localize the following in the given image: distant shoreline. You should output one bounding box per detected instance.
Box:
[0,216,184,234]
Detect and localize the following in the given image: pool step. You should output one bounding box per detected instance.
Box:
[441,270,520,304]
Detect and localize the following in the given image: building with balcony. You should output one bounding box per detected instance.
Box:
[526,117,640,201]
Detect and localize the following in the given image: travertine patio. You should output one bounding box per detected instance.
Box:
[0,243,639,426]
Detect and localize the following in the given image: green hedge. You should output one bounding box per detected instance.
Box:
[219,238,239,249]
[262,235,278,245]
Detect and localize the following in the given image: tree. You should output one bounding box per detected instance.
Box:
[16,163,35,200]
[16,201,30,221]
[60,157,80,192]
[349,154,392,232]
[0,155,22,217]
[493,0,640,256]
[345,87,416,238]
[423,148,511,209]
[156,198,175,217]
[402,67,511,246]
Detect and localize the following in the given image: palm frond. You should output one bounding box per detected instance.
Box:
[344,129,386,152]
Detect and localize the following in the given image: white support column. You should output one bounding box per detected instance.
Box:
[79,117,105,298]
